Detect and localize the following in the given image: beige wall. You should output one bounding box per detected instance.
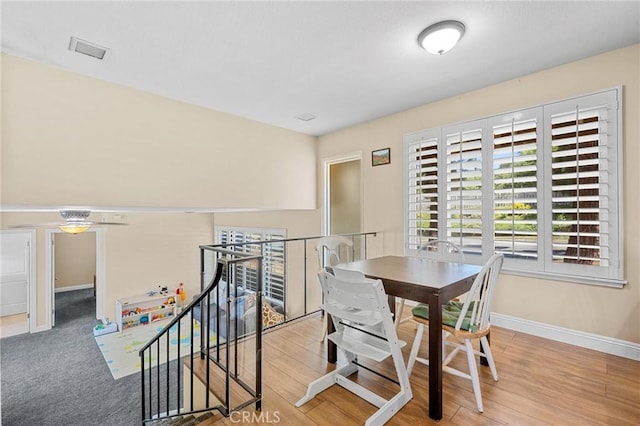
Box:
[1,53,318,327]
[0,212,215,325]
[101,212,215,322]
[54,232,96,290]
[2,44,638,345]
[1,54,317,211]
[317,44,640,343]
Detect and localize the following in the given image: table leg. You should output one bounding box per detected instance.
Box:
[327,313,337,363]
[428,293,443,420]
[388,295,398,327]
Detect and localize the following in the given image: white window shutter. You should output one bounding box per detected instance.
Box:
[443,122,484,258]
[489,110,544,269]
[404,129,440,252]
[215,226,287,302]
[544,90,621,280]
[404,88,624,286]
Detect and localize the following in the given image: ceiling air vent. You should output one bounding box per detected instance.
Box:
[296,113,317,122]
[69,37,109,60]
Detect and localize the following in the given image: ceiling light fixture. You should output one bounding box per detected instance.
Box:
[59,223,91,235]
[59,210,92,234]
[418,20,465,55]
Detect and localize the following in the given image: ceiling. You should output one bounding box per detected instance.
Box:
[1,1,639,137]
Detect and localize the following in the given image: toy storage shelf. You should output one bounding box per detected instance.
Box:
[116,294,176,331]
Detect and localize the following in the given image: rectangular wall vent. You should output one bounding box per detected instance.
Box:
[69,37,109,60]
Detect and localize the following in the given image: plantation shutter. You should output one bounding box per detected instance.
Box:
[405,130,440,251]
[262,234,285,302]
[444,123,484,257]
[491,112,542,264]
[404,88,623,286]
[544,90,621,280]
[215,227,287,301]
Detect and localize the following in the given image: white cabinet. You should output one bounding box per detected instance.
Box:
[116,293,177,331]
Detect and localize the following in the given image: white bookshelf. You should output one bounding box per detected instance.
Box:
[115,293,176,331]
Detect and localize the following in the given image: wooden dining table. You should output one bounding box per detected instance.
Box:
[332,255,481,421]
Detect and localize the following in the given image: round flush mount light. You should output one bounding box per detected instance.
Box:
[418,20,465,55]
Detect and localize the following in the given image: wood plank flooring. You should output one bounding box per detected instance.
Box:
[195,309,640,425]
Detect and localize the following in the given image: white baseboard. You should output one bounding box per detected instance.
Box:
[54,283,94,293]
[0,322,28,338]
[491,312,640,361]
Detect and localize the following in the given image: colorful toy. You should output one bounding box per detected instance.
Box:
[176,283,187,306]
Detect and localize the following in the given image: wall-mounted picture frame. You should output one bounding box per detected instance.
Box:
[372,148,391,166]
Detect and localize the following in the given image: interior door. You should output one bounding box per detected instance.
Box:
[327,158,362,259]
[0,231,31,320]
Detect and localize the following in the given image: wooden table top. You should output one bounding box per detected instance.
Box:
[337,255,481,303]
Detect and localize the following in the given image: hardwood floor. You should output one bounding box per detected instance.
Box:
[196,310,640,425]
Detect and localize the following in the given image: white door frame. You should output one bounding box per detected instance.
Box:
[322,151,363,236]
[0,229,37,334]
[44,228,105,329]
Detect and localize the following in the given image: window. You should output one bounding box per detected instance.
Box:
[404,88,624,286]
[215,226,286,302]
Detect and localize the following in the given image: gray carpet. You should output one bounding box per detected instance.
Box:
[1,289,140,426]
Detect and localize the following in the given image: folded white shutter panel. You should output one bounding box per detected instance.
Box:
[406,131,439,250]
[549,100,611,268]
[492,117,539,260]
[445,126,483,255]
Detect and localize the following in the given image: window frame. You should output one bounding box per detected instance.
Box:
[404,87,625,288]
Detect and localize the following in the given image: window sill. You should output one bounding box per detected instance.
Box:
[501,268,627,289]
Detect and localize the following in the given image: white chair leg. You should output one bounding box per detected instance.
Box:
[480,336,498,381]
[406,323,424,376]
[295,362,359,407]
[464,339,483,412]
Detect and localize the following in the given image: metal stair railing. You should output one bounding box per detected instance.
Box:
[201,231,379,325]
[139,249,263,425]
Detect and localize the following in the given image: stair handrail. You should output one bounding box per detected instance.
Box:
[140,249,264,424]
[139,258,224,355]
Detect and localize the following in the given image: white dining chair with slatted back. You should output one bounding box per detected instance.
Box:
[406,252,504,413]
[315,236,353,341]
[395,240,465,330]
[296,268,412,425]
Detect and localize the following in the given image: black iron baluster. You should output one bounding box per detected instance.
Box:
[177,317,181,415]
[166,332,170,416]
[148,348,152,422]
[225,272,231,414]
[256,259,263,411]
[156,341,160,418]
[190,314,194,412]
[141,350,145,425]
[205,290,211,408]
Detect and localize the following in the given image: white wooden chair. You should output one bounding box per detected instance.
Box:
[315,236,353,340]
[395,240,465,329]
[296,269,412,426]
[406,253,504,412]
